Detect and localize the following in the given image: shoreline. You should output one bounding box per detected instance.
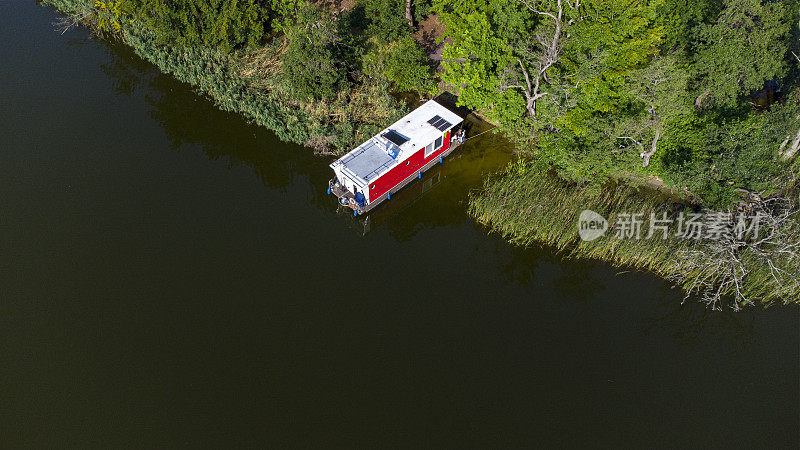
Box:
[43,0,799,309]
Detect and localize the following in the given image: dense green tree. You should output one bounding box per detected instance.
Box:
[411,0,433,22]
[280,5,348,100]
[364,35,435,94]
[693,0,795,107]
[434,0,799,202]
[656,0,719,54]
[125,0,266,53]
[360,0,412,44]
[432,0,530,122]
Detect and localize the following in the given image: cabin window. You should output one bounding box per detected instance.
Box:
[371,185,375,190]
[424,142,434,158]
[406,161,410,166]
[435,135,443,150]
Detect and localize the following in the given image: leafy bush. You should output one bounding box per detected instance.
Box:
[412,0,432,22]
[124,0,266,53]
[693,0,795,106]
[364,35,435,94]
[360,0,411,44]
[280,5,348,100]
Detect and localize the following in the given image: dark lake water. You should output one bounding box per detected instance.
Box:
[2,2,798,447]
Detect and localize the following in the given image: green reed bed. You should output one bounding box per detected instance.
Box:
[470,161,800,309]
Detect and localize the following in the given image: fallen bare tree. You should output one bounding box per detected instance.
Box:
[672,197,800,310]
[53,10,91,35]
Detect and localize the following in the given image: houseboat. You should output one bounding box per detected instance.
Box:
[328,99,464,215]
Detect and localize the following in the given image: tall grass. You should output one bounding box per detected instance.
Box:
[470,160,800,308]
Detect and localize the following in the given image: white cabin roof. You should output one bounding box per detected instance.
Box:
[330,100,463,185]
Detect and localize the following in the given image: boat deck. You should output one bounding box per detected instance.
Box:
[339,139,396,183]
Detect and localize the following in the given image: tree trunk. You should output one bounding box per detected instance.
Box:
[782,125,800,161]
[405,0,414,28]
[517,0,567,117]
[642,128,660,168]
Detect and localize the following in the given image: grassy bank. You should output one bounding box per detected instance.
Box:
[469,161,800,309]
[43,0,411,155]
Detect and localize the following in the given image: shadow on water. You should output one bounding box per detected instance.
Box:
[98,41,329,193]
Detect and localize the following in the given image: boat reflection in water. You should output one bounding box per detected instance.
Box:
[335,165,445,235]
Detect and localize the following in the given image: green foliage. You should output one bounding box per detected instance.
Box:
[360,0,412,44]
[93,0,127,33]
[434,0,799,206]
[656,88,800,207]
[434,0,667,181]
[557,0,663,132]
[657,114,713,169]
[124,0,266,53]
[412,0,432,22]
[364,35,435,94]
[263,0,319,33]
[280,5,348,100]
[433,0,533,125]
[43,0,93,15]
[656,0,719,54]
[693,0,795,106]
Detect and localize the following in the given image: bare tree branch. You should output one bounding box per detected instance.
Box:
[641,128,660,168]
[671,197,799,310]
[507,0,575,117]
[53,11,90,35]
[781,121,800,161]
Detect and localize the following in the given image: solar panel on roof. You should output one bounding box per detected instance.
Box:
[435,119,452,131]
[382,130,408,146]
[427,115,442,126]
[428,115,452,130]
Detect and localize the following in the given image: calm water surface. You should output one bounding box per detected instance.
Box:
[1,3,798,447]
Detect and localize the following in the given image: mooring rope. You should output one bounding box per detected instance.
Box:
[462,126,497,142]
